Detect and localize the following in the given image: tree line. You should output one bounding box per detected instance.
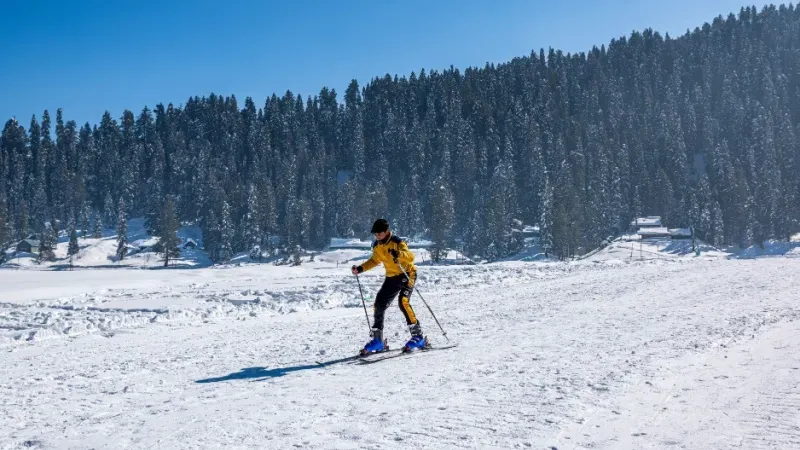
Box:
[2,4,799,262]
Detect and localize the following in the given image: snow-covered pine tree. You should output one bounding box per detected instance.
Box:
[0,191,8,250]
[260,183,277,252]
[18,204,30,241]
[427,174,454,261]
[103,193,115,229]
[68,225,79,266]
[336,180,356,238]
[203,208,220,263]
[539,175,554,257]
[744,194,758,248]
[292,245,302,266]
[92,211,103,238]
[241,184,261,257]
[484,152,522,259]
[38,222,56,262]
[710,198,725,247]
[159,196,181,267]
[79,201,92,238]
[116,198,128,261]
[218,200,234,262]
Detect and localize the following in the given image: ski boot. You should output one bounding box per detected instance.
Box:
[402,324,429,353]
[360,328,388,356]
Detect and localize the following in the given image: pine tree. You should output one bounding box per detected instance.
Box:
[38,222,56,262]
[103,193,115,229]
[485,157,519,259]
[744,194,758,248]
[427,174,454,261]
[79,202,92,238]
[18,203,30,240]
[655,167,675,225]
[159,196,181,267]
[218,200,234,262]
[0,192,8,251]
[539,175,554,257]
[464,203,486,259]
[116,198,128,261]
[204,208,220,263]
[260,183,277,251]
[336,180,356,238]
[92,211,103,238]
[710,198,725,247]
[241,184,261,256]
[68,225,79,266]
[292,245,302,266]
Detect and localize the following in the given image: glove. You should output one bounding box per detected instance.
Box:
[351,265,363,275]
[388,249,399,261]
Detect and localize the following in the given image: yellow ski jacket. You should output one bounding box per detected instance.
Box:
[358,232,416,277]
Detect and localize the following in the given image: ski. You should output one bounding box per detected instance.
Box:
[357,344,458,364]
[315,348,399,367]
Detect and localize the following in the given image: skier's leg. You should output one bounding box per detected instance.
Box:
[372,276,402,333]
[398,269,422,336]
[362,277,403,354]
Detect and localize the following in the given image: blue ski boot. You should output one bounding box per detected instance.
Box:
[403,324,428,352]
[360,328,387,356]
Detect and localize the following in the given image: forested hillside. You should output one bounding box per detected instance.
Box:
[2,4,799,261]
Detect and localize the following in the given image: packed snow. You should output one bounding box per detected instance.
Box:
[2,250,799,449]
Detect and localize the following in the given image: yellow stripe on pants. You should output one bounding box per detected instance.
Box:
[400,270,417,324]
[400,295,417,324]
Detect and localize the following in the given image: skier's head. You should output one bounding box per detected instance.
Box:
[371,218,390,239]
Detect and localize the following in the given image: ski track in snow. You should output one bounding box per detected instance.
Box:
[1,258,799,449]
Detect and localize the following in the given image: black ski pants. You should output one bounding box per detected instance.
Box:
[372,270,419,330]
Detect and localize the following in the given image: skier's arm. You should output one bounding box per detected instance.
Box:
[391,241,414,268]
[356,253,380,273]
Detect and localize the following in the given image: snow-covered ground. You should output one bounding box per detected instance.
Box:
[2,255,799,449]
[584,233,800,262]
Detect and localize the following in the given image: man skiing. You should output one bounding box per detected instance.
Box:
[351,218,427,354]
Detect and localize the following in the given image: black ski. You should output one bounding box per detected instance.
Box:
[315,348,399,367]
[357,344,458,364]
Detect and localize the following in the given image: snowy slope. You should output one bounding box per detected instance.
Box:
[2,257,799,449]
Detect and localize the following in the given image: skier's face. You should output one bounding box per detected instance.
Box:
[374,230,388,240]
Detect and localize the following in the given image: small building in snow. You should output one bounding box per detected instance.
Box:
[16,239,40,254]
[669,228,693,239]
[522,225,541,238]
[329,238,372,250]
[631,216,662,228]
[637,227,671,239]
[329,237,434,250]
[183,238,198,249]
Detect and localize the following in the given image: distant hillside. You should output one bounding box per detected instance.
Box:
[2,4,799,263]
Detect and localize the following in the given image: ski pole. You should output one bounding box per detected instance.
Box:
[395,260,449,342]
[354,273,372,332]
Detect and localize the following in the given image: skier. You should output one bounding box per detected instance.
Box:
[352,218,427,354]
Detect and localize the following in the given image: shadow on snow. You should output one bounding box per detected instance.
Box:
[195,355,359,383]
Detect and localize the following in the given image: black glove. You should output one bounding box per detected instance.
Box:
[351,265,364,275]
[388,249,399,260]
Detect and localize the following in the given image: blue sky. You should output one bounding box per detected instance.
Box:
[0,0,775,126]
